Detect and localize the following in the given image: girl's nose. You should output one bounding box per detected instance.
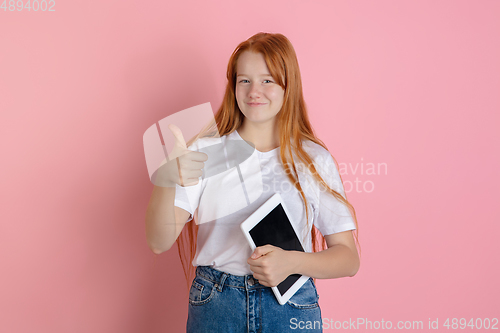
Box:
[248,83,261,97]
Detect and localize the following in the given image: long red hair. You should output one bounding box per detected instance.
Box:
[177,32,359,288]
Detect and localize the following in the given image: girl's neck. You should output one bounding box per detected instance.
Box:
[237,122,280,152]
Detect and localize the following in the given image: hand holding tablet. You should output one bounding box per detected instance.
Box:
[240,193,310,305]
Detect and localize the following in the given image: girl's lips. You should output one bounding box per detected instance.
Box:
[247,103,266,106]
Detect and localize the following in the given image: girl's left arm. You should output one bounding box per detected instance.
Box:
[295,230,360,279]
[248,230,359,287]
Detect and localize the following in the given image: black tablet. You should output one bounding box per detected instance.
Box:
[240,193,310,305]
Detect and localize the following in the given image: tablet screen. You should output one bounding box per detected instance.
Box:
[249,203,305,296]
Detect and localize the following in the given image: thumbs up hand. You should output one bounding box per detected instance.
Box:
[167,123,188,160]
[152,124,208,187]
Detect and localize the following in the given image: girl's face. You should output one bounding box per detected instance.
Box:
[235,51,285,127]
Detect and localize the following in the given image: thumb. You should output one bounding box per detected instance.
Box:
[251,245,274,259]
[167,123,187,150]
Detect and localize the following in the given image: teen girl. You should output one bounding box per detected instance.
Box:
[146,32,360,333]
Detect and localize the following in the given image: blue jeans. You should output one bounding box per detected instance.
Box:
[186,265,323,333]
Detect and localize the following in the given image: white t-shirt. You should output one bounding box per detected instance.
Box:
[174,130,356,276]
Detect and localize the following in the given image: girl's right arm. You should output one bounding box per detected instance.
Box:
[145,185,191,254]
[144,124,207,254]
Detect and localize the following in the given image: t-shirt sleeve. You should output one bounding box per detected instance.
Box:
[313,152,357,235]
[173,141,203,223]
[174,182,202,223]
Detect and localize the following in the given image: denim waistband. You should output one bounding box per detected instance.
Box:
[195,265,265,290]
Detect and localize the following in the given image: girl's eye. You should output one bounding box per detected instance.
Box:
[238,79,273,83]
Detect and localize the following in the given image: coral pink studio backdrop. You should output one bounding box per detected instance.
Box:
[1,1,499,332]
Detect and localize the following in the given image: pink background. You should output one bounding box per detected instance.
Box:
[1,0,499,332]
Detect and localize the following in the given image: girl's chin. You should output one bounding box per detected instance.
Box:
[242,111,279,122]
[244,116,275,124]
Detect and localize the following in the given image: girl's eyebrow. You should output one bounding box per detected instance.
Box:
[236,74,273,77]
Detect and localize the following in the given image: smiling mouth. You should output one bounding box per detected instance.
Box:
[247,103,266,106]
